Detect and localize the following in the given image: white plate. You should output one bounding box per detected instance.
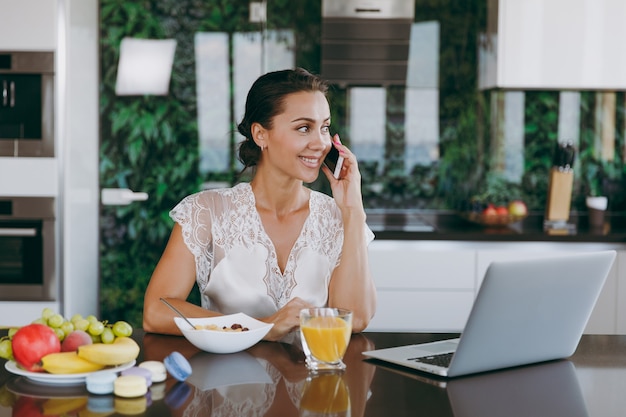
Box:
[4,360,136,385]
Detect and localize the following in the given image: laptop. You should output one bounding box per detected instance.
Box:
[363,250,616,378]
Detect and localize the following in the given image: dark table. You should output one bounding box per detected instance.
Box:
[1,331,625,416]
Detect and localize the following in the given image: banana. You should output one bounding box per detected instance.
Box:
[77,337,140,366]
[41,351,105,374]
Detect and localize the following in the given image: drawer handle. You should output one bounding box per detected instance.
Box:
[0,228,38,237]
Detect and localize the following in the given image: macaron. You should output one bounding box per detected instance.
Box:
[113,375,148,398]
[86,370,118,395]
[163,351,192,382]
[138,360,167,383]
[121,366,153,387]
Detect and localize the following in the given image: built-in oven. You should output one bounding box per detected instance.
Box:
[0,197,56,301]
[0,51,55,157]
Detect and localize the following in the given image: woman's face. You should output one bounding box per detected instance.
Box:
[261,91,332,183]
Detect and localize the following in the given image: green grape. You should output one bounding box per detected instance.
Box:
[88,321,105,336]
[7,328,18,339]
[41,307,55,321]
[86,315,99,324]
[112,321,133,338]
[101,327,115,344]
[70,313,83,323]
[47,313,65,328]
[0,339,13,360]
[60,320,75,336]
[74,319,90,332]
[90,334,101,343]
[53,327,65,341]
[31,318,45,325]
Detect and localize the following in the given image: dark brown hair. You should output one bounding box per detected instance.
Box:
[237,68,329,169]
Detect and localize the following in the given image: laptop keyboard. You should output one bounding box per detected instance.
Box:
[408,352,453,368]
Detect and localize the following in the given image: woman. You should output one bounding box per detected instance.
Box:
[143,68,376,341]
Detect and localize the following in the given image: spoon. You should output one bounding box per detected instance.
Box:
[160,298,197,330]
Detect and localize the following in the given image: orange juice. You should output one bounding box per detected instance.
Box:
[300,373,350,414]
[301,316,351,363]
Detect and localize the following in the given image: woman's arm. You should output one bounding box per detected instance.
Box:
[143,223,221,335]
[323,135,377,332]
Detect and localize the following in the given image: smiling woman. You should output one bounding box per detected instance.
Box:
[142,68,377,341]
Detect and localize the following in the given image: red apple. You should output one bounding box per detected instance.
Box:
[495,206,509,216]
[61,330,92,352]
[11,324,61,372]
[508,200,528,216]
[482,204,497,216]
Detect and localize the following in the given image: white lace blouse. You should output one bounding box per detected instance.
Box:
[170,182,374,319]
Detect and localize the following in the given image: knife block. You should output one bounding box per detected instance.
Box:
[545,167,574,222]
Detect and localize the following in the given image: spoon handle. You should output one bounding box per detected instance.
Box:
[159,297,197,329]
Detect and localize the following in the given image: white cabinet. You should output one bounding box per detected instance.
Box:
[367,240,626,334]
[0,0,57,50]
[366,241,475,332]
[480,0,626,90]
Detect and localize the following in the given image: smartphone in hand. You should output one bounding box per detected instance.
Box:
[324,144,344,179]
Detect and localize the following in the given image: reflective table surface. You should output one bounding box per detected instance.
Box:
[1,331,625,416]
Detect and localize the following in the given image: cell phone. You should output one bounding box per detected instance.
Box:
[323,144,344,179]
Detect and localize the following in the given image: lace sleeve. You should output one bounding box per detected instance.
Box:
[169,192,214,291]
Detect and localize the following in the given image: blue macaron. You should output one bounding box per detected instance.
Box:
[163,351,192,382]
[86,370,118,395]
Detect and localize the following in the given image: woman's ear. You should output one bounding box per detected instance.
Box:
[251,122,266,150]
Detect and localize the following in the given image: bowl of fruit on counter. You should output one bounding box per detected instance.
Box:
[459,198,529,227]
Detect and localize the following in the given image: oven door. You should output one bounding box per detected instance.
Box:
[0,218,55,301]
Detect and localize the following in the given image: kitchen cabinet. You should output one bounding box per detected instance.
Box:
[366,240,626,334]
[480,0,626,90]
[365,241,475,332]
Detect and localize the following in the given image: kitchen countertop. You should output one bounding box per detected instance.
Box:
[366,209,626,243]
[1,330,625,416]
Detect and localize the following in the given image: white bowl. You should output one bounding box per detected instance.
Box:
[174,313,273,354]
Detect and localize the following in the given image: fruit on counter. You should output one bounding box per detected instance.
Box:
[508,200,528,216]
[482,204,497,216]
[78,337,140,366]
[41,351,105,374]
[11,324,61,372]
[495,206,509,215]
[61,330,93,352]
[0,338,12,361]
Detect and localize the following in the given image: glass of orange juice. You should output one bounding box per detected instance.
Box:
[299,372,350,417]
[300,308,352,372]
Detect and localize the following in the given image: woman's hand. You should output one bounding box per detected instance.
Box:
[321,134,366,219]
[260,297,314,341]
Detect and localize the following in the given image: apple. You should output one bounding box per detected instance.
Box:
[61,330,92,352]
[11,324,61,372]
[495,206,509,216]
[482,204,497,216]
[508,200,528,216]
